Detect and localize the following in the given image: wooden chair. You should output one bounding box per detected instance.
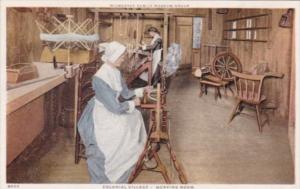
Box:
[75,61,100,164]
[228,71,283,132]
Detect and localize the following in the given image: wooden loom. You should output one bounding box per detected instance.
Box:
[126,50,153,87]
[128,81,187,184]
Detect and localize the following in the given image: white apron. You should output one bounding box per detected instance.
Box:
[93,64,147,182]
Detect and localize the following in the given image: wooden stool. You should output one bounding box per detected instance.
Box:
[199,74,233,100]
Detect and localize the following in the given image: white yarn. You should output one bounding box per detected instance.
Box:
[40,33,99,42]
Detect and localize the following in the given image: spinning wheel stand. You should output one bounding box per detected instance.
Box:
[128,84,187,184]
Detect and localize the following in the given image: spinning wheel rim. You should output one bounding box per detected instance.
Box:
[212,52,242,81]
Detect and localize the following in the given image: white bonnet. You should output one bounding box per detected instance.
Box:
[99,41,126,64]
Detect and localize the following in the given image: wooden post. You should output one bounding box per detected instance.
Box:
[136,14,140,48]
[73,68,79,139]
[94,12,99,57]
[288,10,295,127]
[208,9,212,30]
[67,15,71,66]
[169,15,176,43]
[94,12,99,33]
[163,13,169,64]
[288,11,295,163]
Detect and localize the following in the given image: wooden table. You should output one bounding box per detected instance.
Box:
[6,62,74,165]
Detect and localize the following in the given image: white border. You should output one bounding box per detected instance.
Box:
[0,1,299,189]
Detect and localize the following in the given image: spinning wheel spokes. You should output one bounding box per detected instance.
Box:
[148,90,158,102]
[212,52,242,81]
[216,59,224,65]
[215,65,225,68]
[226,56,232,64]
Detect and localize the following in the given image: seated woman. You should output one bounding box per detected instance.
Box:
[77,41,148,183]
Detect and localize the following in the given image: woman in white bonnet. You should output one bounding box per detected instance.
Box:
[78,41,148,183]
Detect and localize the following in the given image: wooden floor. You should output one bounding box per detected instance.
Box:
[7,74,294,184]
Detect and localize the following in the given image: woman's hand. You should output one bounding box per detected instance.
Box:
[144,86,153,94]
[136,44,143,50]
[134,97,141,106]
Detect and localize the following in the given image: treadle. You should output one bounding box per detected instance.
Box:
[128,110,187,184]
[200,79,222,86]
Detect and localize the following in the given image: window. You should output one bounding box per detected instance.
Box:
[232,21,237,39]
[246,19,252,39]
[193,17,202,49]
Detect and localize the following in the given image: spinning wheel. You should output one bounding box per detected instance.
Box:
[129,84,187,184]
[198,52,242,100]
[211,52,242,81]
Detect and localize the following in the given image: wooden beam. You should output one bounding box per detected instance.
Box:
[99,14,164,20]
[224,27,270,31]
[223,38,267,43]
[225,13,270,22]
[89,8,205,17]
[90,8,167,14]
[163,13,169,64]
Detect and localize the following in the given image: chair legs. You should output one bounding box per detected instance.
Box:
[255,105,263,133]
[75,129,81,164]
[229,100,266,133]
[199,82,223,100]
[228,100,241,124]
[223,85,227,97]
[214,88,222,100]
[214,88,218,100]
[198,82,208,97]
[199,83,203,97]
